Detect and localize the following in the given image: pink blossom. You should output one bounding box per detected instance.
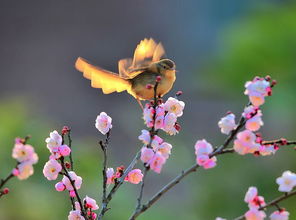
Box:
[43,159,62,180]
[244,77,270,107]
[154,115,164,130]
[149,152,166,173]
[269,210,289,220]
[59,145,71,157]
[140,147,154,163]
[164,97,185,117]
[218,113,236,135]
[155,142,172,159]
[162,113,177,135]
[106,168,115,184]
[234,130,260,155]
[276,170,296,192]
[143,105,154,127]
[151,135,163,150]
[62,171,82,191]
[55,182,66,191]
[95,112,112,135]
[215,218,226,220]
[12,144,35,163]
[16,161,34,180]
[68,210,85,220]
[245,208,266,220]
[126,169,143,184]
[45,130,62,153]
[244,187,258,203]
[138,130,151,145]
[84,196,99,210]
[12,168,20,176]
[194,139,217,169]
[156,104,165,117]
[259,145,277,156]
[69,190,76,197]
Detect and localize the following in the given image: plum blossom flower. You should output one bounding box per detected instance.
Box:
[84,196,99,210]
[218,113,236,135]
[138,130,150,145]
[154,115,164,130]
[95,112,112,135]
[156,104,165,117]
[55,181,66,192]
[59,145,71,157]
[155,142,172,159]
[243,106,264,132]
[45,130,62,152]
[43,159,62,180]
[62,171,82,191]
[143,104,154,127]
[68,210,85,220]
[126,169,143,184]
[16,161,34,180]
[233,130,260,155]
[106,168,115,184]
[12,144,36,163]
[194,139,216,169]
[244,187,258,203]
[149,152,166,173]
[244,77,271,107]
[164,97,185,117]
[140,147,154,163]
[162,113,178,135]
[269,210,289,220]
[244,186,265,209]
[244,208,266,220]
[276,170,296,192]
[259,144,277,156]
[151,135,163,150]
[215,218,226,220]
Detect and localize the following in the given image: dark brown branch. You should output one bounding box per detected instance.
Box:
[234,190,296,220]
[0,173,14,190]
[67,131,74,171]
[262,139,296,146]
[60,157,87,218]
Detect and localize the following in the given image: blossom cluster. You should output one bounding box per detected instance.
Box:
[139,96,184,173]
[217,170,295,220]
[194,139,216,169]
[106,166,143,185]
[139,131,172,173]
[43,130,99,220]
[218,76,280,156]
[12,138,38,180]
[143,97,184,135]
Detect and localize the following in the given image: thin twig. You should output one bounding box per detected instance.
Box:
[0,173,14,190]
[97,150,142,219]
[233,190,296,220]
[60,157,87,218]
[136,167,149,210]
[262,139,296,146]
[68,131,74,171]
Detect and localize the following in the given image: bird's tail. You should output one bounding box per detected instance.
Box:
[75,57,131,94]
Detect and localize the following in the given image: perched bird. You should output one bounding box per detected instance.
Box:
[75,38,176,107]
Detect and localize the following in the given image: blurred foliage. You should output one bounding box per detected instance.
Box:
[1,2,296,219]
[201,2,296,127]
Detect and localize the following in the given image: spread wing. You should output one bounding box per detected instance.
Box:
[75,57,131,94]
[118,38,166,79]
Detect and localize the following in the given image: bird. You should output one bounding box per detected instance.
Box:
[75,38,176,108]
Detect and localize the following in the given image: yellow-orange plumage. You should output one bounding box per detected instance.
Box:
[75,38,176,101]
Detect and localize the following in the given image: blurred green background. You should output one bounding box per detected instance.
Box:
[0,0,295,219]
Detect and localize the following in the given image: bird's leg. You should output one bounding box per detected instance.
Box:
[136,98,144,111]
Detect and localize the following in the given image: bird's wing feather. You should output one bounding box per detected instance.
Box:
[75,57,131,94]
[117,38,166,79]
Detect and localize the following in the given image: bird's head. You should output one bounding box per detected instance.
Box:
[156,59,176,74]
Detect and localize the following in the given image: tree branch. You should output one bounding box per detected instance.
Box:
[233,190,296,220]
